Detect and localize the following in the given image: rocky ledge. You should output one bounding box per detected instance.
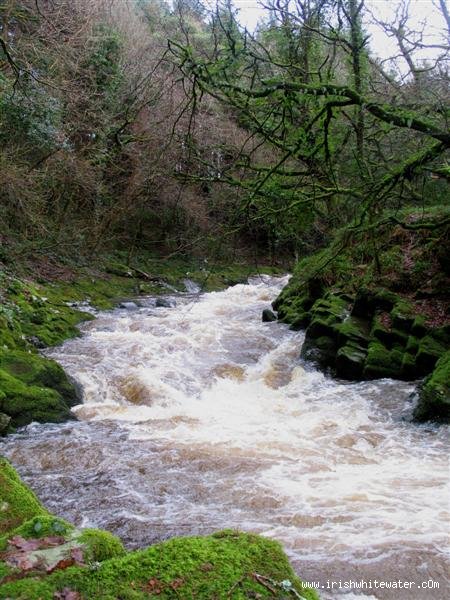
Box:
[271,281,450,423]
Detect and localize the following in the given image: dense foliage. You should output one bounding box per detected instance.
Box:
[0,0,448,268]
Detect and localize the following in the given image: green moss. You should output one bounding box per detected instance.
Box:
[0,530,319,600]
[77,529,125,562]
[0,349,77,405]
[305,295,348,340]
[0,368,73,428]
[405,335,419,355]
[414,352,450,422]
[0,458,47,535]
[363,342,403,379]
[416,335,447,375]
[336,316,371,348]
[411,316,428,337]
[401,351,417,380]
[370,317,408,350]
[390,301,415,333]
[301,334,337,369]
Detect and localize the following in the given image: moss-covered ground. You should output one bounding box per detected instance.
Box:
[0,460,319,600]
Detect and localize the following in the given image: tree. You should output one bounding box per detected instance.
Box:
[169,0,449,262]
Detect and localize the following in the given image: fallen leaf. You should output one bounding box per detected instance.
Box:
[170,578,185,590]
[46,558,75,574]
[7,536,42,551]
[143,577,165,594]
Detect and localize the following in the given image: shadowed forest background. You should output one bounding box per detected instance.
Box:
[0,0,448,271]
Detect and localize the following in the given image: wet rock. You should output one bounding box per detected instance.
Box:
[305,294,348,341]
[336,343,367,379]
[363,342,403,379]
[415,335,447,375]
[262,309,277,322]
[119,301,138,310]
[336,316,371,349]
[401,351,418,380]
[0,412,11,435]
[352,288,398,319]
[411,316,429,337]
[413,352,450,423]
[301,335,336,369]
[155,297,175,308]
[27,336,46,349]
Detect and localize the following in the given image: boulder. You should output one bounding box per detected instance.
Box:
[336,316,371,348]
[301,335,337,369]
[262,309,277,322]
[336,343,367,379]
[119,301,138,310]
[363,342,404,380]
[155,297,175,308]
[0,412,11,435]
[415,335,446,375]
[413,352,450,423]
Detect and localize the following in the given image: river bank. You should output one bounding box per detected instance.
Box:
[270,209,450,423]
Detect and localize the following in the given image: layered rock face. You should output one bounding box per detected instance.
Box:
[272,282,450,423]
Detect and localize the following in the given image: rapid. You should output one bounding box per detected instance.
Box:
[1,275,449,598]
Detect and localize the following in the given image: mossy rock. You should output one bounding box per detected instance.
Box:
[416,335,447,376]
[0,458,47,535]
[77,528,126,562]
[390,301,415,333]
[363,342,404,380]
[401,351,418,381]
[405,335,420,355]
[305,295,348,340]
[413,352,450,423]
[262,309,277,322]
[351,288,377,319]
[0,530,319,600]
[336,316,371,349]
[336,343,367,380]
[352,288,398,319]
[0,412,11,435]
[274,291,314,326]
[370,317,408,350]
[301,334,337,369]
[0,349,78,406]
[411,315,429,338]
[0,368,74,428]
[288,311,311,330]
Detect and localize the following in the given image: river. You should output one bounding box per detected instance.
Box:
[1,275,449,599]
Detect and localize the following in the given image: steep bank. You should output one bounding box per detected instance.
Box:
[271,208,450,422]
[0,458,318,599]
[0,254,282,434]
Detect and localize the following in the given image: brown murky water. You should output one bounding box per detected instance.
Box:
[1,276,449,599]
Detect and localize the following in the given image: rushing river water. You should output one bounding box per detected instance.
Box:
[1,276,449,599]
